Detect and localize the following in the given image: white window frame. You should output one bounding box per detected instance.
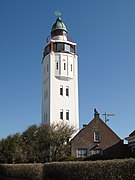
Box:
[92,147,102,155]
[94,131,100,142]
[77,148,87,158]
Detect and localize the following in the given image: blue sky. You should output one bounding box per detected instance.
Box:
[0,0,135,140]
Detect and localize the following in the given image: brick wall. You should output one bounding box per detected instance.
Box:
[71,114,121,157]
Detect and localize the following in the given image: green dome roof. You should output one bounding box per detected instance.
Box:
[51,17,68,33]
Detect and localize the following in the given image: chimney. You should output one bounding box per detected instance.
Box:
[94,108,99,118]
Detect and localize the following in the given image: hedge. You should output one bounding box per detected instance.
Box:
[0,159,135,180]
[44,159,135,180]
[0,164,44,180]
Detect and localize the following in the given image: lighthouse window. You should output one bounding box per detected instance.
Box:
[64,63,66,70]
[53,42,74,53]
[56,62,59,70]
[45,45,50,55]
[65,44,70,52]
[66,110,69,120]
[71,64,72,71]
[57,43,64,51]
[47,64,48,72]
[70,45,74,53]
[66,86,69,96]
[60,86,63,96]
[60,110,63,120]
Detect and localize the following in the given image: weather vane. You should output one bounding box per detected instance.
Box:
[102,112,116,123]
[55,11,62,18]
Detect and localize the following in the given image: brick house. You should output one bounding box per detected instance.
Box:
[125,130,135,153]
[71,109,127,158]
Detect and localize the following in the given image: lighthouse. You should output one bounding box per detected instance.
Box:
[42,14,79,132]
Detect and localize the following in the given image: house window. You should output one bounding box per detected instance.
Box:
[60,86,63,96]
[66,110,69,120]
[64,63,66,70]
[94,131,100,142]
[60,110,63,120]
[77,149,87,158]
[92,147,102,155]
[56,62,58,70]
[66,86,69,96]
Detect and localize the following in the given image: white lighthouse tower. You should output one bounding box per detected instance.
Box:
[42,14,79,132]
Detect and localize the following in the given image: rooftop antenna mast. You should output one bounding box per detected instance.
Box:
[102,112,116,123]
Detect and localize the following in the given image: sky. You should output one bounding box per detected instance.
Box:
[0,0,135,140]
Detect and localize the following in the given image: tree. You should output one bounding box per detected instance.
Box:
[0,133,25,163]
[22,125,39,163]
[11,133,27,163]
[36,124,50,162]
[49,123,75,161]
[0,138,7,163]
[0,123,75,163]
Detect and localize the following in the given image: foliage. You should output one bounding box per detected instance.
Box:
[22,125,39,163]
[43,159,135,180]
[1,159,135,179]
[57,156,78,162]
[0,164,44,180]
[49,123,75,161]
[36,124,51,163]
[0,133,26,163]
[0,123,75,163]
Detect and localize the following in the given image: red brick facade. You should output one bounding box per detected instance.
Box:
[71,110,122,158]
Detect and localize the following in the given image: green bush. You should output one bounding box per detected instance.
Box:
[0,164,44,180]
[43,159,135,180]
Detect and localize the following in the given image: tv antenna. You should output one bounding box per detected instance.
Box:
[55,11,62,18]
[102,112,116,123]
